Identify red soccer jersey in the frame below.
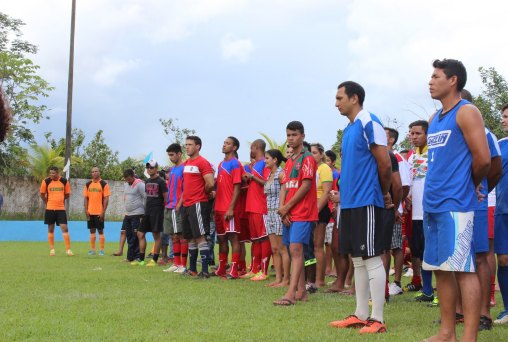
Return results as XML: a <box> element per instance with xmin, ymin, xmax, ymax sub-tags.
<box><xmin>182</xmin><ymin>156</ymin><xmax>214</xmax><ymax>207</ymax></box>
<box><xmin>282</xmin><ymin>151</ymin><xmax>318</xmax><ymax>222</ymax></box>
<box><xmin>245</xmin><ymin>159</ymin><xmax>270</xmax><ymax>214</ymax></box>
<box><xmin>215</xmin><ymin>157</ymin><xmax>244</xmax><ymax>212</ymax></box>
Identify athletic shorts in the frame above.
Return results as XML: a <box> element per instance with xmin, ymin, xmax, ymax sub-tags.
<box><xmin>163</xmin><ymin>208</ymin><xmax>183</xmax><ymax>235</ymax></box>
<box><xmin>494</xmin><ymin>213</ymin><xmax>508</xmax><ymax>254</ymax></box>
<box><xmin>214</xmin><ymin>211</ymin><xmax>241</xmax><ymax>235</ymax></box>
<box><xmin>325</xmin><ymin>222</ymin><xmax>334</xmax><ymax>245</ymax></box>
<box><xmin>248</xmin><ymin>213</ymin><xmax>267</xmax><ymax>240</ymax></box>
<box><xmin>318</xmin><ymin>206</ymin><xmax>331</xmax><ymax>224</ymax></box>
<box><xmin>265</xmin><ymin>210</ymin><xmax>283</xmax><ymax>236</ymax></box>
<box><xmin>338</xmin><ymin>205</ymin><xmax>384</xmax><ymax>258</ymax></box>
<box><xmin>238</xmin><ymin>218</ymin><xmax>251</xmax><ymax>242</ymax></box>
<box><xmin>410</xmin><ymin>220</ymin><xmax>425</xmax><ymax>260</ymax></box>
<box><xmin>87</xmin><ymin>215</ymin><xmax>104</xmax><ymax>230</ymax></box>
<box><xmin>382</xmin><ymin>209</ymin><xmax>395</xmax><ymax>252</ymax></box>
<box><xmin>139</xmin><ymin>206</ymin><xmax>164</xmax><ymax>233</ymax></box>
<box><xmin>122</xmin><ymin>215</ymin><xmax>142</xmax><ymax>232</ymax></box>
<box><xmin>473</xmin><ymin>210</ymin><xmax>489</xmax><ymax>254</ymax></box>
<box><xmin>488</xmin><ymin>206</ymin><xmax>495</xmax><ymax>239</ymax></box>
<box><xmin>422</xmin><ymin>211</ymin><xmax>476</xmax><ymax>273</ymax></box>
<box><xmin>283</xmin><ymin>221</ymin><xmax>313</xmax><ymax>246</ymax></box>
<box><xmin>44</xmin><ymin>210</ymin><xmax>67</xmax><ymax>226</ymax></box>
<box><xmin>391</xmin><ymin>222</ymin><xmax>402</xmax><ymax>250</ymax></box>
<box><xmin>182</xmin><ymin>202</ymin><xmax>211</xmax><ymax>240</ymax></box>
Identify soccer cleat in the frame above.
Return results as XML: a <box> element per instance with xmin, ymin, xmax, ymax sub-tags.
<box><xmin>145</xmin><ymin>259</ymin><xmax>157</xmax><ymax>267</ymax></box>
<box><xmin>49</xmin><ymin>249</ymin><xmax>56</xmax><ymax>256</ymax></box>
<box><xmin>98</xmin><ymin>250</ymin><xmax>105</xmax><ymax>256</ymax></box>
<box><xmin>196</xmin><ymin>271</ymin><xmax>210</xmax><ymax>279</ymax></box>
<box><xmin>226</xmin><ymin>273</ymin><xmax>239</xmax><ymax>280</ymax></box>
<box><xmin>174</xmin><ymin>266</ymin><xmax>187</xmax><ymax>274</ymax></box>
<box><xmin>427</xmin><ymin>296</ymin><xmax>439</xmax><ymax>307</ymax></box>
<box><xmin>240</xmin><ymin>271</ymin><xmax>256</xmax><ymax>279</ymax></box>
<box><xmin>494</xmin><ymin>310</ymin><xmax>508</xmax><ymax>325</ymax></box>
<box><xmin>305</xmin><ymin>283</ymin><xmax>318</xmax><ymax>294</ymax></box>
<box><xmin>359</xmin><ymin>318</ymin><xmax>387</xmax><ymax>334</ymax></box>
<box><xmin>88</xmin><ymin>250</ymin><xmax>96</xmax><ymax>256</ymax></box>
<box><xmin>414</xmin><ymin>292</ymin><xmax>434</xmax><ymax>302</ymax></box>
<box><xmin>251</xmin><ymin>273</ymin><xmax>269</xmax><ymax>281</ymax></box>
<box><xmin>163</xmin><ymin>265</ymin><xmax>179</xmax><ymax>273</ymax></box>
<box><xmin>404</xmin><ymin>283</ymin><xmax>422</xmax><ymax>292</ymax></box>
<box><xmin>66</xmin><ymin>250</ymin><xmax>74</xmax><ymax>256</ymax></box>
<box><xmin>130</xmin><ymin>260</ymin><xmax>145</xmax><ymax>266</ymax></box>
<box><xmin>329</xmin><ymin>315</ymin><xmax>367</xmax><ymax>329</ymax></box>
<box><xmin>182</xmin><ymin>270</ymin><xmax>198</xmax><ymax>277</ymax></box>
<box><xmin>478</xmin><ymin>315</ymin><xmax>493</xmax><ymax>331</ymax></box>
<box><xmin>388</xmin><ymin>283</ymin><xmax>403</xmax><ymax>296</ymax></box>
<box><xmin>214</xmin><ymin>269</ymin><xmax>227</xmax><ymax>278</ymax></box>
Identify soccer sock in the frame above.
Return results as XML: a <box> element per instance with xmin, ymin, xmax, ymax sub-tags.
<box><xmin>252</xmin><ymin>242</ymin><xmax>261</xmax><ymax>273</ymax></box>
<box><xmin>48</xmin><ymin>232</ymin><xmax>55</xmax><ymax>249</ymax></box>
<box><xmin>173</xmin><ymin>240</ymin><xmax>181</xmax><ymax>266</ymax></box>
<box><xmin>188</xmin><ymin>242</ymin><xmax>198</xmax><ymax>272</ymax></box>
<box><xmin>261</xmin><ymin>239</ymin><xmax>272</xmax><ymax>275</ymax></box>
<box><xmin>352</xmin><ymin>257</ymin><xmax>370</xmax><ymax>321</ymax></box>
<box><xmin>218</xmin><ymin>252</ymin><xmax>228</xmax><ymax>274</ymax></box>
<box><xmin>230</xmin><ymin>253</ymin><xmax>240</xmax><ymax>277</ymax></box>
<box><xmin>63</xmin><ymin>232</ymin><xmax>71</xmax><ymax>250</ymax></box>
<box><xmin>99</xmin><ymin>234</ymin><xmax>105</xmax><ymax>251</ymax></box>
<box><xmin>422</xmin><ymin>269</ymin><xmax>433</xmax><ymax>296</ymax></box>
<box><xmin>153</xmin><ymin>253</ymin><xmax>159</xmax><ymax>263</ymax></box>
<box><xmin>365</xmin><ymin>256</ymin><xmax>386</xmax><ymax>323</ymax></box>
<box><xmin>198</xmin><ymin>242</ymin><xmax>209</xmax><ymax>274</ymax></box>
<box><xmin>90</xmin><ymin>233</ymin><xmax>96</xmax><ymax>250</ymax></box>
<box><xmin>498</xmin><ymin>265</ymin><xmax>508</xmax><ymax>311</ymax></box>
<box><xmin>412</xmin><ymin>274</ymin><xmax>422</xmax><ymax>286</ymax></box>
<box><xmin>181</xmin><ymin>239</ymin><xmax>188</xmax><ymax>267</ymax></box>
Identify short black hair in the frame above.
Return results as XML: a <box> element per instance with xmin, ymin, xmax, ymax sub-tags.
<box><xmin>461</xmin><ymin>89</ymin><xmax>473</xmax><ymax>102</ymax></box>
<box><xmin>385</xmin><ymin>127</ymin><xmax>399</xmax><ymax>144</ymax></box>
<box><xmin>337</xmin><ymin>81</ymin><xmax>365</xmax><ymax>106</ymax></box>
<box><xmin>166</xmin><ymin>143</ymin><xmax>182</xmax><ymax>154</ymax></box>
<box><xmin>502</xmin><ymin>104</ymin><xmax>508</xmax><ymax>112</ymax></box>
<box><xmin>265</xmin><ymin>149</ymin><xmax>287</xmax><ymax>166</ymax></box>
<box><xmin>432</xmin><ymin>59</ymin><xmax>467</xmax><ymax>91</ymax></box>
<box><xmin>409</xmin><ymin>120</ymin><xmax>429</xmax><ymax>134</ymax></box>
<box><xmin>123</xmin><ymin>168</ymin><xmax>135</xmax><ymax>178</ymax></box>
<box><xmin>286</xmin><ymin>121</ymin><xmax>305</xmax><ymax>134</ymax></box>
<box><xmin>325</xmin><ymin>150</ymin><xmax>337</xmax><ymax>163</ymax></box>
<box><xmin>49</xmin><ymin>166</ymin><xmax>59</xmax><ymax>172</ymax></box>
<box><xmin>186</xmin><ymin>135</ymin><xmax>202</xmax><ymax>150</ymax></box>
<box><xmin>228</xmin><ymin>136</ymin><xmax>240</xmax><ymax>151</ymax></box>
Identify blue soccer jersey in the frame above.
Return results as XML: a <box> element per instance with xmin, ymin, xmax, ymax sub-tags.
<box><xmin>496</xmin><ymin>137</ymin><xmax>508</xmax><ymax>215</ymax></box>
<box><xmin>424</xmin><ymin>100</ymin><xmax>479</xmax><ymax>213</ymax></box>
<box><xmin>340</xmin><ymin>110</ymin><xmax>387</xmax><ymax>209</ymax></box>
<box><xmin>477</xmin><ymin>128</ymin><xmax>501</xmax><ymax>211</ymax></box>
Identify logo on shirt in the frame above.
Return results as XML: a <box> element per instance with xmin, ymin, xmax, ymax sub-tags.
<box><xmin>286</xmin><ymin>180</ymin><xmax>299</xmax><ymax>189</ymax></box>
<box><xmin>184</xmin><ymin>165</ymin><xmax>200</xmax><ymax>174</ymax></box>
<box><xmin>427</xmin><ymin>130</ymin><xmax>451</xmax><ymax>149</ymax></box>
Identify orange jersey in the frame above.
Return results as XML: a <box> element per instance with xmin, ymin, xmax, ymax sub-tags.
<box><xmin>40</xmin><ymin>177</ymin><xmax>71</xmax><ymax>210</ymax></box>
<box><xmin>83</xmin><ymin>179</ymin><xmax>111</xmax><ymax>215</ymax></box>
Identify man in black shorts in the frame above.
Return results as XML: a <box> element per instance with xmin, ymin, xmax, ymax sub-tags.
<box><xmin>123</xmin><ymin>169</ymin><xmax>144</xmax><ymax>262</ymax></box>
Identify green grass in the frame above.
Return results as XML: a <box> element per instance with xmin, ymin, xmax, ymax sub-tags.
<box><xmin>0</xmin><ymin>242</ymin><xmax>507</xmax><ymax>341</ymax></box>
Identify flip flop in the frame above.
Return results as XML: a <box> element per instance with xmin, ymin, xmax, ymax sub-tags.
<box><xmin>273</xmin><ymin>298</ymin><xmax>296</xmax><ymax>306</ymax></box>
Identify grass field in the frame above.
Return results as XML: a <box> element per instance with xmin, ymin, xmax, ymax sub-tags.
<box><xmin>1</xmin><ymin>241</ymin><xmax>507</xmax><ymax>341</ymax></box>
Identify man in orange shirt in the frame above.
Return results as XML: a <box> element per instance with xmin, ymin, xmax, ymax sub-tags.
<box><xmin>40</xmin><ymin>166</ymin><xmax>73</xmax><ymax>256</ymax></box>
<box><xmin>83</xmin><ymin>167</ymin><xmax>111</xmax><ymax>256</ymax></box>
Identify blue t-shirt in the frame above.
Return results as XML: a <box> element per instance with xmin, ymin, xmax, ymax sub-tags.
<box><xmin>340</xmin><ymin>110</ymin><xmax>387</xmax><ymax>209</ymax></box>
<box><xmin>424</xmin><ymin>100</ymin><xmax>478</xmax><ymax>213</ymax></box>
<box><xmin>496</xmin><ymin>137</ymin><xmax>508</xmax><ymax>215</ymax></box>
<box><xmin>477</xmin><ymin>129</ymin><xmax>501</xmax><ymax>211</ymax></box>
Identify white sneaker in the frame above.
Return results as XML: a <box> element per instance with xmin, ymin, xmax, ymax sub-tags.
<box><xmin>388</xmin><ymin>282</ymin><xmax>403</xmax><ymax>295</ymax></box>
<box><xmin>174</xmin><ymin>266</ymin><xmax>187</xmax><ymax>274</ymax></box>
<box><xmin>403</xmin><ymin>268</ymin><xmax>413</xmax><ymax>277</ymax></box>
<box><xmin>163</xmin><ymin>265</ymin><xmax>179</xmax><ymax>273</ymax></box>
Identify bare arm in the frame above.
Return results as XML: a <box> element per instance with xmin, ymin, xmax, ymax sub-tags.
<box><xmin>225</xmin><ymin>184</ymin><xmax>241</xmax><ymax>220</ymax></box>
<box><xmin>318</xmin><ymin>182</ymin><xmax>332</xmax><ymax>212</ymax></box>
<box><xmin>278</xmin><ymin>179</ymin><xmax>312</xmax><ymax>218</ymax></box>
<box><xmin>391</xmin><ymin>171</ymin><xmax>402</xmax><ymax>213</ymax></box>
<box><xmin>84</xmin><ymin>196</ymin><xmax>90</xmax><ymax>220</ymax></box>
<box><xmin>371</xmin><ymin>144</ymin><xmax>392</xmax><ymax>207</ymax></box>
<box><xmin>248</xmin><ymin>173</ymin><xmax>267</xmax><ymax>186</ymax></box>
<box><xmin>457</xmin><ymin>105</ymin><xmax>491</xmax><ymax>187</ymax></box>
<box><xmin>487</xmin><ymin>156</ymin><xmax>502</xmax><ymax>192</ymax></box>
<box><xmin>40</xmin><ymin>193</ymin><xmax>47</xmax><ymax>205</ymax></box>
<box><xmin>203</xmin><ymin>173</ymin><xmax>215</xmax><ymax>194</ymax></box>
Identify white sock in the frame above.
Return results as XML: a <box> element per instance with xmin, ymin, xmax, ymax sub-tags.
<box><xmin>352</xmin><ymin>257</ymin><xmax>370</xmax><ymax>320</ymax></box>
<box><xmin>365</xmin><ymin>256</ymin><xmax>386</xmax><ymax>323</ymax></box>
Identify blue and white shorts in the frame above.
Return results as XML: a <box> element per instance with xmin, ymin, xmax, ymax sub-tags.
<box><xmin>422</xmin><ymin>211</ymin><xmax>476</xmax><ymax>273</ymax></box>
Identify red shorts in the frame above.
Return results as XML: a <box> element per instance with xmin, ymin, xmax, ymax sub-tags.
<box><xmin>248</xmin><ymin>213</ymin><xmax>267</xmax><ymax>240</ymax></box>
<box><xmin>488</xmin><ymin>206</ymin><xmax>495</xmax><ymax>239</ymax></box>
<box><xmin>214</xmin><ymin>211</ymin><xmax>240</xmax><ymax>236</ymax></box>
<box><xmin>239</xmin><ymin>218</ymin><xmax>251</xmax><ymax>243</ymax></box>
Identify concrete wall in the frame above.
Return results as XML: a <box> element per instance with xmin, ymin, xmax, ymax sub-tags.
<box><xmin>0</xmin><ymin>176</ymin><xmax>126</xmax><ymax>218</ymax></box>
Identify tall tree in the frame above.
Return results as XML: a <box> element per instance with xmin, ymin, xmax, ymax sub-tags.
<box><xmin>80</xmin><ymin>130</ymin><xmax>120</xmax><ymax>180</ymax></box>
<box><xmin>28</xmin><ymin>145</ymin><xmax>64</xmax><ymax>182</ymax></box>
<box><xmin>159</xmin><ymin>117</ymin><xmax>196</xmax><ymax>158</ymax></box>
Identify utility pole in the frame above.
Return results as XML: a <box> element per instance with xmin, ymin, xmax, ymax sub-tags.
<box><xmin>65</xmin><ymin>0</ymin><xmax>76</xmax><ymax>211</ymax></box>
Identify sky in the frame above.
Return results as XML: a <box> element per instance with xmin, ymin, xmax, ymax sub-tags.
<box><xmin>3</xmin><ymin>0</ymin><xmax>508</xmax><ymax>168</ymax></box>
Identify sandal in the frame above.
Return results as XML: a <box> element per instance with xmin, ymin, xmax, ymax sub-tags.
<box><xmin>273</xmin><ymin>297</ymin><xmax>296</xmax><ymax>306</ymax></box>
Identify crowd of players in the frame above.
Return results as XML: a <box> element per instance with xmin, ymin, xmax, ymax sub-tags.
<box><xmin>31</xmin><ymin>58</ymin><xmax>508</xmax><ymax>339</ymax></box>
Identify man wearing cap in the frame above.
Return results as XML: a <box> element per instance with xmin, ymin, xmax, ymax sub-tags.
<box><xmin>132</xmin><ymin>159</ymin><xmax>167</xmax><ymax>267</ymax></box>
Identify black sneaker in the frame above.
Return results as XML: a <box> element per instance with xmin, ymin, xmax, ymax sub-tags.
<box><xmin>478</xmin><ymin>315</ymin><xmax>493</xmax><ymax>331</ymax></box>
<box><xmin>196</xmin><ymin>271</ymin><xmax>210</xmax><ymax>279</ymax></box>
<box><xmin>305</xmin><ymin>283</ymin><xmax>318</xmax><ymax>294</ymax></box>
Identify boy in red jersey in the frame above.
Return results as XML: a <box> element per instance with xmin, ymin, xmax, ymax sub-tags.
<box><xmin>273</xmin><ymin>121</ymin><xmax>318</xmax><ymax>305</ymax></box>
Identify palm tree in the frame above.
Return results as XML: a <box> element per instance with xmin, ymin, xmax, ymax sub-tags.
<box><xmin>28</xmin><ymin>145</ymin><xmax>65</xmax><ymax>182</ymax></box>
<box><xmin>259</xmin><ymin>132</ymin><xmax>287</xmax><ymax>154</ymax></box>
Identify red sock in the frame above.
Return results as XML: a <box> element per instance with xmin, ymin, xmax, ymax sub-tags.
<box><xmin>252</xmin><ymin>242</ymin><xmax>261</xmax><ymax>273</ymax></box>
<box><xmin>173</xmin><ymin>239</ymin><xmax>181</xmax><ymax>266</ymax></box>
<box><xmin>218</xmin><ymin>253</ymin><xmax>228</xmax><ymax>275</ymax></box>
<box><xmin>180</xmin><ymin>239</ymin><xmax>188</xmax><ymax>267</ymax></box>
<box><xmin>229</xmin><ymin>253</ymin><xmax>240</xmax><ymax>277</ymax></box>
<box><xmin>412</xmin><ymin>275</ymin><xmax>422</xmax><ymax>286</ymax></box>
<box><xmin>261</xmin><ymin>239</ymin><xmax>272</xmax><ymax>275</ymax></box>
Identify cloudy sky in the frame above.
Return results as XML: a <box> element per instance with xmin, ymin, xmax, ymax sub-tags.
<box><xmin>3</xmin><ymin>0</ymin><xmax>508</xmax><ymax>167</ymax></box>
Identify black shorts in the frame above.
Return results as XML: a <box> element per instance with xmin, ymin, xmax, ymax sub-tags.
<box><xmin>382</xmin><ymin>209</ymin><xmax>395</xmax><ymax>252</ymax></box>
<box><xmin>318</xmin><ymin>206</ymin><xmax>331</xmax><ymax>224</ymax></box>
<box><xmin>122</xmin><ymin>215</ymin><xmax>143</xmax><ymax>232</ymax></box>
<box><xmin>410</xmin><ymin>220</ymin><xmax>425</xmax><ymax>259</ymax></box>
<box><xmin>304</xmin><ymin>225</ymin><xmax>315</xmax><ymax>264</ymax></box>
<box><xmin>87</xmin><ymin>215</ymin><xmax>104</xmax><ymax>230</ymax></box>
<box><xmin>182</xmin><ymin>202</ymin><xmax>211</xmax><ymax>240</ymax></box>
<box><xmin>139</xmin><ymin>206</ymin><xmax>164</xmax><ymax>233</ymax></box>
<box><xmin>44</xmin><ymin>210</ymin><xmax>67</xmax><ymax>226</ymax></box>
<box><xmin>338</xmin><ymin>205</ymin><xmax>384</xmax><ymax>257</ymax></box>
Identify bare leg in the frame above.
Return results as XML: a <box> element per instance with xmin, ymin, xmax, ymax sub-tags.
<box><xmin>426</xmin><ymin>270</ymin><xmax>458</xmax><ymax>342</ymax></box>
<box><xmin>393</xmin><ymin>248</ymin><xmax>404</xmax><ymax>284</ymax></box>
<box><xmin>268</xmin><ymin>234</ymin><xmax>283</xmax><ymax>286</ymax></box>
<box><xmin>314</xmin><ymin>222</ymin><xmax>326</xmax><ymax>287</ymax></box>
<box><xmin>280</xmin><ymin>242</ymin><xmax>304</xmax><ymax>302</ymax></box>
<box><xmin>456</xmin><ymin>272</ymin><xmax>480</xmax><ymax>341</ymax></box>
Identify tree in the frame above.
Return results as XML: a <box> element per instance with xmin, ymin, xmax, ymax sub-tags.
<box><xmin>474</xmin><ymin>67</ymin><xmax>508</xmax><ymax>139</ymax></box>
<box><xmin>159</xmin><ymin>117</ymin><xmax>196</xmax><ymax>157</ymax></box>
<box><xmin>28</xmin><ymin>145</ymin><xmax>64</xmax><ymax>182</ymax></box>
<box><xmin>0</xmin><ymin>12</ymin><xmax>54</xmax><ymax>175</ymax></box>
<box><xmin>80</xmin><ymin>130</ymin><xmax>120</xmax><ymax>180</ymax></box>
<box><xmin>259</xmin><ymin>132</ymin><xmax>287</xmax><ymax>154</ymax></box>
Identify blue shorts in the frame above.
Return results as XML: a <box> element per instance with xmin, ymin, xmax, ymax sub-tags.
<box><xmin>283</xmin><ymin>221</ymin><xmax>313</xmax><ymax>246</ymax></box>
<box><xmin>494</xmin><ymin>213</ymin><xmax>508</xmax><ymax>254</ymax></box>
<box><xmin>422</xmin><ymin>211</ymin><xmax>476</xmax><ymax>272</ymax></box>
<box><xmin>473</xmin><ymin>210</ymin><xmax>489</xmax><ymax>253</ymax></box>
